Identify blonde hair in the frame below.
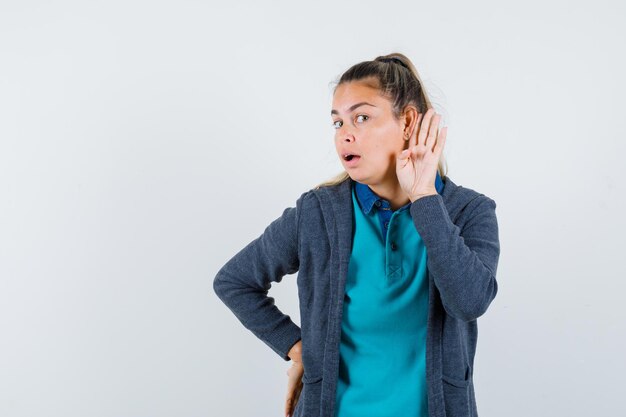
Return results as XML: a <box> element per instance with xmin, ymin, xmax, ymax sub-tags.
<box><xmin>314</xmin><ymin>52</ymin><xmax>448</xmax><ymax>190</ymax></box>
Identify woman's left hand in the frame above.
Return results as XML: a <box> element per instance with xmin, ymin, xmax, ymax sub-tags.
<box><xmin>396</xmin><ymin>108</ymin><xmax>447</xmax><ymax>201</ymax></box>
<box><xmin>284</xmin><ymin>360</ymin><xmax>304</xmax><ymax>417</ymax></box>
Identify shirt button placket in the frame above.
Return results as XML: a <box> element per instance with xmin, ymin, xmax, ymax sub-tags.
<box><xmin>386</xmin><ymin>214</ymin><xmax>402</xmax><ymax>280</ymax></box>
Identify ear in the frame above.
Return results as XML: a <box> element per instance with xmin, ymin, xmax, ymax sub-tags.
<box><xmin>401</xmin><ymin>105</ymin><xmax>420</xmax><ymax>137</ymax></box>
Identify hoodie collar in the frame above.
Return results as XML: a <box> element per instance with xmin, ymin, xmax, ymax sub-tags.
<box><xmin>354</xmin><ymin>171</ymin><xmax>445</xmax><ymax>215</ymax></box>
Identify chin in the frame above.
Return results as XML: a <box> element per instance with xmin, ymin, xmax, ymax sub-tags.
<box><xmin>345</xmin><ymin>172</ymin><xmax>360</xmax><ymax>182</ymax></box>
<box><xmin>347</xmin><ymin>171</ymin><xmax>369</xmax><ymax>184</ymax></box>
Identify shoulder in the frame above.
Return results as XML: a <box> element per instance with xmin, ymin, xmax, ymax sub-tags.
<box><xmin>294</xmin><ymin>187</ymin><xmax>319</xmax><ymax>209</ymax></box>
<box><xmin>305</xmin><ymin>175</ymin><xmax>353</xmax><ymax>206</ymax></box>
<box><xmin>441</xmin><ymin>176</ymin><xmax>498</xmax><ymax>223</ymax></box>
<box><xmin>289</xmin><ymin>186</ymin><xmax>324</xmax><ymax>225</ymax></box>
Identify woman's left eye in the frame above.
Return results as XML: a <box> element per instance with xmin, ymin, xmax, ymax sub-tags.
<box><xmin>356</xmin><ymin>114</ymin><xmax>368</xmax><ymax>123</ymax></box>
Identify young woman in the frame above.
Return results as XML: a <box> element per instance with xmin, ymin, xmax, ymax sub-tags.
<box><xmin>213</xmin><ymin>53</ymin><xmax>501</xmax><ymax>417</ymax></box>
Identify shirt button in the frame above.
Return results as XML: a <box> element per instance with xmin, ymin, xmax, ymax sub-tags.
<box><xmin>375</xmin><ymin>201</ymin><xmax>382</xmax><ymax>207</ymax></box>
<box><xmin>384</xmin><ymin>221</ymin><xmax>389</xmax><ymax>228</ymax></box>
<box><xmin>391</xmin><ymin>242</ymin><xmax>397</xmax><ymax>251</ymax></box>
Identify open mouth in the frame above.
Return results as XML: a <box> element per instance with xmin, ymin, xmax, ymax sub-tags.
<box><xmin>343</xmin><ymin>154</ymin><xmax>361</xmax><ymax>161</ymax></box>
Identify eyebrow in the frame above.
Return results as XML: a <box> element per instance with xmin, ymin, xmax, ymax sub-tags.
<box><xmin>331</xmin><ymin>102</ymin><xmax>376</xmax><ymax>116</ymax></box>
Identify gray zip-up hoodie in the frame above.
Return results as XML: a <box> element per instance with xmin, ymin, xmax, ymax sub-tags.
<box><xmin>213</xmin><ymin>175</ymin><xmax>501</xmax><ymax>417</ymax></box>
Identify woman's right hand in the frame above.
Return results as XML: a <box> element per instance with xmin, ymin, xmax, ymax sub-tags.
<box><xmin>285</xmin><ymin>359</ymin><xmax>304</xmax><ymax>417</ymax></box>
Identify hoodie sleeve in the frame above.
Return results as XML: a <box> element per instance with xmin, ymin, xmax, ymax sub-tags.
<box><xmin>213</xmin><ymin>192</ymin><xmax>309</xmax><ymax>361</ymax></box>
<box><xmin>409</xmin><ymin>193</ymin><xmax>500</xmax><ymax>322</ymax></box>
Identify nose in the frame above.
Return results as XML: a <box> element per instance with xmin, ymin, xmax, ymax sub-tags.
<box><xmin>337</xmin><ymin>125</ymin><xmax>355</xmax><ymax>142</ymax></box>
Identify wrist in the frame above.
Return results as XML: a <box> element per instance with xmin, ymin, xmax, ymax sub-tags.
<box><xmin>409</xmin><ymin>189</ymin><xmax>438</xmax><ymax>202</ymax></box>
<box><xmin>288</xmin><ymin>340</ymin><xmax>302</xmax><ymax>362</ymax></box>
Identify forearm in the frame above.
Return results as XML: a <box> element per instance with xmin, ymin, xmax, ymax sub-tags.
<box><xmin>213</xmin><ymin>197</ymin><xmax>307</xmax><ymax>361</ymax></box>
<box><xmin>214</xmin><ymin>268</ymin><xmax>302</xmax><ymax>360</ymax></box>
<box><xmin>410</xmin><ymin>194</ymin><xmax>500</xmax><ymax>322</ymax></box>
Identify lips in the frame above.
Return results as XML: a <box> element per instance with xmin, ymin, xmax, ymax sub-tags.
<box><xmin>342</xmin><ymin>153</ymin><xmax>361</xmax><ymax>161</ymax></box>
<box><xmin>342</xmin><ymin>153</ymin><xmax>361</xmax><ymax>167</ymax></box>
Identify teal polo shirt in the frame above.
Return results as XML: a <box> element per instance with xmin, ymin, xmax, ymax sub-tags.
<box><xmin>334</xmin><ymin>174</ymin><xmax>444</xmax><ymax>417</ymax></box>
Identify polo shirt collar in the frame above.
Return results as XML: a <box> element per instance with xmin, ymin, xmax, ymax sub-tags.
<box><xmin>354</xmin><ymin>171</ymin><xmax>444</xmax><ymax>215</ymax></box>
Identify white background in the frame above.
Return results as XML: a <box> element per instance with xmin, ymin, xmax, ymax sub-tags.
<box><xmin>1</xmin><ymin>1</ymin><xmax>625</xmax><ymax>416</ymax></box>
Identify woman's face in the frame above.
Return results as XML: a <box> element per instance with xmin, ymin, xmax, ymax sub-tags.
<box><xmin>331</xmin><ymin>79</ymin><xmax>407</xmax><ymax>185</ymax></box>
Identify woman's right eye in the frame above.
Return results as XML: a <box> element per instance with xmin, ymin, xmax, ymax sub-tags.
<box><xmin>332</xmin><ymin>120</ymin><xmax>342</xmax><ymax>129</ymax></box>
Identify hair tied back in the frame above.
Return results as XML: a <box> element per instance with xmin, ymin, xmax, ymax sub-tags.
<box><xmin>377</xmin><ymin>57</ymin><xmax>410</xmax><ymax>71</ymax></box>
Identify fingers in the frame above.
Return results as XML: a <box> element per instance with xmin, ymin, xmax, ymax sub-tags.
<box><xmin>285</xmin><ymin>384</ymin><xmax>302</xmax><ymax>417</ymax></box>
<box><xmin>434</xmin><ymin>126</ymin><xmax>447</xmax><ymax>155</ymax></box>
<box><xmin>398</xmin><ymin>148</ymin><xmax>410</xmax><ymax>161</ymax></box>
<box><xmin>285</xmin><ymin>390</ymin><xmax>294</xmax><ymax>417</ymax></box>
<box><xmin>285</xmin><ymin>397</ymin><xmax>292</xmax><ymax>417</ymax></box>
<box><xmin>285</xmin><ymin>362</ymin><xmax>304</xmax><ymax>417</ymax></box>
<box><xmin>417</xmin><ymin>108</ymin><xmax>434</xmax><ymax>146</ymax></box>
<box><xmin>417</xmin><ymin>108</ymin><xmax>446</xmax><ymax>153</ymax></box>
<box><xmin>293</xmin><ymin>386</ymin><xmax>302</xmax><ymax>409</ymax></box>
<box><xmin>409</xmin><ymin>112</ymin><xmax>423</xmax><ymax>149</ymax></box>
<box><xmin>424</xmin><ymin>112</ymin><xmax>441</xmax><ymax>150</ymax></box>
<box><xmin>402</xmin><ymin>109</ymin><xmax>446</xmax><ymax>162</ymax></box>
